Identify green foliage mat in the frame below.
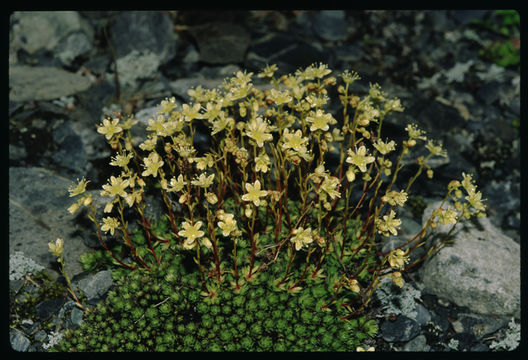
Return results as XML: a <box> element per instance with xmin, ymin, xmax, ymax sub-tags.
<box><xmin>52</xmin><ymin>259</ymin><xmax>377</xmax><ymax>352</ymax></box>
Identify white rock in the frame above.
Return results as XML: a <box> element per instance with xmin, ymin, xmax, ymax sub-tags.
<box><xmin>420</xmin><ymin>201</ymin><xmax>520</xmax><ymax>318</ymax></box>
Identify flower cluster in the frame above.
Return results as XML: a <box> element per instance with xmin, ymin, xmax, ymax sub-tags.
<box><xmin>62</xmin><ymin>63</ymin><xmax>486</xmax><ymax>349</ymax></box>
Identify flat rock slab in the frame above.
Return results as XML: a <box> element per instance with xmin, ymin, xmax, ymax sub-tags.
<box><xmin>421</xmin><ymin>201</ymin><xmax>520</xmax><ymax>319</ymax></box>
<box><xmin>9</xmin><ymin>166</ymin><xmax>92</xmax><ymax>277</ymax></box>
<box><xmin>9</xmin><ymin>65</ymin><xmax>92</xmax><ymax>102</ymax></box>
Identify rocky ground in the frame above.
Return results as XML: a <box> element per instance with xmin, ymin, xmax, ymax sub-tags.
<box><xmin>8</xmin><ymin>10</ymin><xmax>522</xmax><ymax>352</ymax></box>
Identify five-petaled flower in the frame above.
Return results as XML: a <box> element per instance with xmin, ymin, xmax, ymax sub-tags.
<box><xmin>245</xmin><ymin>116</ymin><xmax>273</xmax><ymax>147</ymax></box>
<box><xmin>101</xmin><ymin>217</ymin><xmax>120</xmax><ymax>236</ymax></box>
<box><xmin>97</xmin><ymin>117</ymin><xmax>123</xmax><ymax>140</ymax></box>
<box><xmin>306</xmin><ymin>109</ymin><xmax>336</xmax><ymax>132</ymax></box>
<box><xmin>241</xmin><ymin>180</ymin><xmax>267</xmax><ymax>207</ymax></box>
<box><xmin>373</xmin><ymin>139</ymin><xmax>396</xmax><ymax>155</ymax></box>
<box><xmin>101</xmin><ymin>176</ymin><xmax>129</xmax><ymax>198</ymax></box>
<box><xmin>346</xmin><ymin>145</ymin><xmax>375</xmax><ymax>173</ymax></box>
<box><xmin>191</xmin><ymin>173</ymin><xmax>215</xmax><ymax>188</ymax></box>
<box><xmin>282</xmin><ymin>128</ymin><xmax>308</xmax><ymax>151</ymax></box>
<box><xmin>376</xmin><ymin>210</ymin><xmax>402</xmax><ymax>237</ymax></box>
<box><xmin>142</xmin><ymin>152</ymin><xmax>164</xmax><ymax>178</ymax></box>
<box><xmin>290</xmin><ymin>227</ymin><xmax>313</xmax><ymax>251</ymax></box>
<box><xmin>178</xmin><ymin>221</ymin><xmax>205</xmax><ymax>249</ymax></box>
<box><xmin>218</xmin><ymin>213</ymin><xmax>237</xmax><ymax>237</ymax></box>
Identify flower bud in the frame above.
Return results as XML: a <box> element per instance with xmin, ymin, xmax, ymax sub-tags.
<box><xmin>205</xmin><ymin>192</ymin><xmax>218</xmax><ymax>204</ymax></box>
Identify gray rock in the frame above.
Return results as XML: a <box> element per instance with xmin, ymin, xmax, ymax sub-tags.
<box><xmin>55</xmin><ymin>31</ymin><xmax>94</xmax><ymax>66</ymax></box>
<box><xmin>10</xmin><ymin>11</ymin><xmax>94</xmax><ymax>63</ymax></box>
<box><xmin>9</xmin><ymin>144</ymin><xmax>27</xmax><ymax>162</ymax></box>
<box><xmin>9</xmin><ymin>167</ymin><xmax>92</xmax><ymax>277</ymax></box>
<box><xmin>111</xmin><ymin>49</ymin><xmax>162</xmax><ymax>90</ymax></box>
<box><xmin>190</xmin><ymin>22</ymin><xmax>250</xmax><ymax>64</ymax></box>
<box><xmin>9</xmin><ymin>66</ymin><xmax>92</xmax><ymax>102</ymax></box>
<box><xmin>312</xmin><ymin>10</ymin><xmax>348</xmax><ymax>42</ymax></box>
<box><xmin>110</xmin><ymin>11</ymin><xmax>176</xmax><ymax>63</ymax></box>
<box><xmin>456</xmin><ymin>313</ymin><xmax>509</xmax><ymax>340</ymax></box>
<box><xmin>421</xmin><ymin>201</ymin><xmax>520</xmax><ymax>318</ymax></box>
<box><xmin>36</xmin><ymin>298</ymin><xmax>67</xmax><ymax>321</ymax></box>
<box><xmin>381</xmin><ymin>315</ymin><xmax>421</xmax><ymax>342</ymax></box>
<box><xmin>51</xmin><ymin>121</ymin><xmax>89</xmax><ymax>175</ymax></box>
<box><xmin>403</xmin><ymin>334</ymin><xmax>430</xmax><ymax>352</ymax></box>
<box><xmin>10</xmin><ymin>329</ymin><xmax>31</xmax><ymax>352</ymax></box>
<box><xmin>77</xmin><ymin>270</ymin><xmax>113</xmax><ymax>300</ymax></box>
<box><xmin>70</xmin><ymin>307</ymin><xmax>84</xmax><ymax>328</ymax></box>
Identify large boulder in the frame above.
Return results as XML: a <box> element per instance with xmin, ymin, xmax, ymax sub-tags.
<box><xmin>419</xmin><ymin>201</ymin><xmax>520</xmax><ymax>319</ymax></box>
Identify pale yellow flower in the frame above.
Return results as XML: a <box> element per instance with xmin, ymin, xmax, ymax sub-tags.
<box><xmin>218</xmin><ymin>213</ymin><xmax>237</xmax><ymax>237</ymax></box>
<box><xmin>254</xmin><ymin>152</ymin><xmax>271</xmax><ymax>173</ymax></box>
<box><xmin>346</xmin><ymin>145</ymin><xmax>375</xmax><ymax>172</ymax></box>
<box><xmin>146</xmin><ymin>115</ymin><xmax>166</xmax><ymax>135</ymax></box>
<box><xmin>181</xmin><ymin>103</ymin><xmax>203</xmax><ymax>122</ymax></box>
<box><xmin>139</xmin><ymin>136</ymin><xmax>158</xmax><ymax>151</ymax></box>
<box><xmin>241</xmin><ymin>180</ymin><xmax>267</xmax><ymax>207</ymax></box>
<box><xmin>158</xmin><ymin>97</ymin><xmax>177</xmax><ymax>115</ymax></box>
<box><xmin>109</xmin><ymin>152</ymin><xmax>133</xmax><ymax>168</ymax></box>
<box><xmin>381</xmin><ymin>190</ymin><xmax>408</xmax><ymax>207</ymax></box>
<box><xmin>282</xmin><ymin>128</ymin><xmax>308</xmax><ymax>151</ymax></box>
<box><xmin>341</xmin><ymin>69</ymin><xmax>360</xmax><ymax>85</ymax></box>
<box><xmin>356</xmin><ymin>346</ymin><xmax>375</xmax><ymax>352</ymax></box>
<box><xmin>290</xmin><ymin>227</ymin><xmax>313</xmax><ymax>251</ymax></box>
<box><xmin>425</xmin><ymin>140</ymin><xmax>447</xmax><ymax>157</ymax></box>
<box><xmin>245</xmin><ymin>116</ymin><xmax>273</xmax><ymax>147</ymax></box>
<box><xmin>191</xmin><ymin>173</ymin><xmax>215</xmax><ymax>188</ymax></box>
<box><xmin>466</xmin><ymin>191</ymin><xmax>486</xmax><ymax>212</ymax></box>
<box><xmin>97</xmin><ymin>117</ymin><xmax>122</xmax><ymax>140</ymax></box>
<box><xmin>373</xmin><ymin>138</ymin><xmax>396</xmax><ymax>155</ymax></box>
<box><xmin>257</xmin><ymin>64</ymin><xmax>278</xmax><ymax>78</ymax></box>
<box><xmin>203</xmin><ymin>101</ymin><xmax>224</xmax><ymax>122</ymax></box>
<box><xmin>162</xmin><ymin>174</ymin><xmax>187</xmax><ymax>193</ymax></box>
<box><xmin>305</xmin><ymin>93</ymin><xmax>329</xmax><ymax>108</ymax></box>
<box><xmin>192</xmin><ymin>154</ymin><xmax>215</xmax><ymax>171</ymax></box>
<box><xmin>268</xmin><ymin>88</ymin><xmax>292</xmax><ymax>105</ymax></box>
<box><xmin>101</xmin><ymin>217</ymin><xmax>120</xmax><ymax>236</ymax></box>
<box><xmin>376</xmin><ymin>210</ymin><xmax>402</xmax><ymax>237</ymax></box>
<box><xmin>346</xmin><ymin>167</ymin><xmax>356</xmax><ymax>182</ymax></box>
<box><xmin>68</xmin><ymin>178</ymin><xmax>89</xmax><ymax>197</ymax></box>
<box><xmin>178</xmin><ymin>221</ymin><xmax>205</xmax><ymax>249</ymax></box>
<box><xmin>344</xmin><ymin>277</ymin><xmax>360</xmax><ymax>293</ymax></box>
<box><xmin>405</xmin><ymin>124</ymin><xmax>427</xmax><ymax>141</ymax></box>
<box><xmin>461</xmin><ymin>172</ymin><xmax>477</xmax><ymax>195</ymax></box>
<box><xmin>211</xmin><ymin>112</ymin><xmax>234</xmax><ymax>135</ymax></box>
<box><xmin>124</xmin><ymin>189</ymin><xmax>143</xmax><ymax>207</ymax></box>
<box><xmin>48</xmin><ymin>238</ymin><xmax>64</xmax><ymax>257</ymax></box>
<box><xmin>141</xmin><ymin>152</ymin><xmax>164</xmax><ymax>178</ymax></box>
<box><xmin>101</xmin><ymin>176</ymin><xmax>129</xmax><ymax>198</ymax></box>
<box><xmin>434</xmin><ymin>206</ymin><xmax>458</xmax><ymax>225</ymax></box>
<box><xmin>387</xmin><ymin>249</ymin><xmax>409</xmax><ymax>270</ymax></box>
<box><xmin>305</xmin><ymin>109</ymin><xmax>336</xmax><ymax>132</ymax></box>
<box><xmin>67</xmin><ymin>202</ymin><xmax>80</xmax><ymax>215</ymax></box>
<box><xmin>320</xmin><ymin>175</ymin><xmax>341</xmax><ymax>200</ymax></box>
